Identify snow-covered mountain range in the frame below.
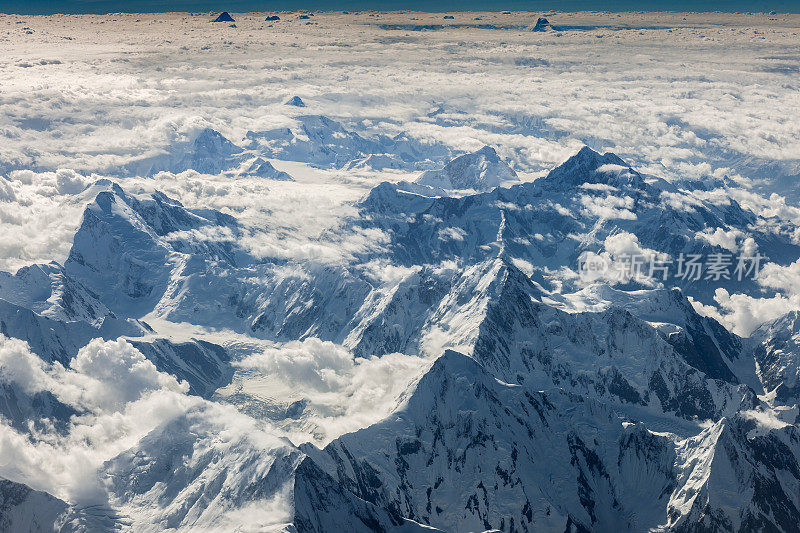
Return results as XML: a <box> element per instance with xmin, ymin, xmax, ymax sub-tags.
<box><xmin>1</xmin><ymin>140</ymin><xmax>800</xmax><ymax>532</ymax></box>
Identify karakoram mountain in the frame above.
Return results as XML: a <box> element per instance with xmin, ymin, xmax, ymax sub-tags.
<box><xmin>1</xmin><ymin>136</ymin><xmax>800</xmax><ymax>533</ymax></box>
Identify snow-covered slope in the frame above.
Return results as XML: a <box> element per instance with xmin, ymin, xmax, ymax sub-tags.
<box><xmin>0</xmin><ymin>476</ymin><xmax>120</xmax><ymax>533</ymax></box>
<box><xmin>415</xmin><ymin>145</ymin><xmax>518</xmax><ymax>191</ymax></box>
<box><xmin>668</xmin><ymin>414</ymin><xmax>800</xmax><ymax>532</ymax></box>
<box><xmin>356</xmin><ymin>147</ymin><xmax>800</xmax><ymax>305</ymax></box>
<box><xmin>567</xmin><ymin>285</ymin><xmax>759</xmax><ymax>389</ymax></box>
<box><xmin>341</xmin><ymin>258</ymin><xmax>745</xmax><ymax>419</ymax></box>
<box><xmin>0</xmin><ymin>477</ymin><xmax>71</xmax><ymax>532</ymax></box>
<box><xmin>65</xmin><ymin>182</ymin><xmax>243</xmax><ymax>317</ymax></box>
<box><xmin>127</xmin><ymin>339</ymin><xmax>232</xmax><ymax>398</ymax></box>
<box><xmin>304</xmin><ymin>350</ymin><xmax>800</xmax><ymax>532</ymax></box>
<box><xmin>0</xmin><ymin>261</ymin><xmax>147</xmax><ymax>364</ymax></box>
<box><xmin>3</xmin><ymin>144</ymin><xmax>800</xmax><ymax>532</ymax></box>
<box><xmin>750</xmin><ymin>311</ymin><xmax>800</xmax><ymax>407</ymax></box>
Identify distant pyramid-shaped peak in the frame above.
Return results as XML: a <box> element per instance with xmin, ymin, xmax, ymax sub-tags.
<box><xmin>532</xmin><ymin>17</ymin><xmax>552</xmax><ymax>31</ymax></box>
<box><xmin>285</xmin><ymin>96</ymin><xmax>306</xmax><ymax>107</ymax></box>
<box><xmin>543</xmin><ymin>146</ymin><xmax>641</xmax><ymax>188</ymax></box>
<box><xmin>212</xmin><ymin>12</ymin><xmax>235</xmax><ymax>22</ymax></box>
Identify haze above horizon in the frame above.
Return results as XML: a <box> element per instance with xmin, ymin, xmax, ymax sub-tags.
<box><xmin>1</xmin><ymin>0</ymin><xmax>796</xmax><ymax>15</ymax></box>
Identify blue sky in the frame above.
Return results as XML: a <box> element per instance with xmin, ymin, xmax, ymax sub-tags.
<box><xmin>2</xmin><ymin>0</ymin><xmax>797</xmax><ymax>14</ymax></box>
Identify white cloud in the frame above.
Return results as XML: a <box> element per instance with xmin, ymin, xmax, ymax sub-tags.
<box><xmin>235</xmin><ymin>337</ymin><xmax>430</xmax><ymax>444</ymax></box>
<box><xmin>438</xmin><ymin>226</ymin><xmax>467</xmax><ymax>241</ymax></box>
<box><xmin>711</xmin><ymin>288</ymin><xmax>797</xmax><ymax>337</ymax></box>
<box><xmin>577</xmin><ymin>232</ymin><xmax>668</xmax><ymax>286</ymax></box>
<box><xmin>0</xmin><ymin>336</ymin><xmax>196</xmax><ymax>504</ymax></box>
<box><xmin>659</xmin><ymin>190</ymin><xmax>704</xmax><ymax>213</ymax></box>
<box><xmin>696</xmin><ymin>227</ymin><xmax>744</xmax><ymax>253</ymax></box>
<box><xmin>54</xmin><ymin>169</ymin><xmax>89</xmax><ymax>195</ymax></box>
<box><xmin>579</xmin><ymin>194</ymin><xmax>637</xmax><ymax>220</ymax></box>
<box><xmin>688</xmin><ymin>258</ymin><xmax>800</xmax><ymax>336</ymax></box>
<box><xmin>759</xmin><ymin>258</ymin><xmax>800</xmax><ymax>297</ymax></box>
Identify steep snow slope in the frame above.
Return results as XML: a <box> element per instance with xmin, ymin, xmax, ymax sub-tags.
<box><xmin>64</xmin><ymin>182</ymin><xmax>243</xmax><ymax>317</ymax></box>
<box><xmin>566</xmin><ymin>285</ymin><xmax>759</xmax><ymax>389</ymax></box>
<box><xmin>127</xmin><ymin>339</ymin><xmax>232</xmax><ymax>398</ymax></box>
<box><xmin>669</xmin><ymin>414</ymin><xmax>800</xmax><ymax>532</ymax></box>
<box><xmin>102</xmin><ymin>406</ymin><xmax>301</xmax><ymax>532</ymax></box>
<box><xmin>342</xmin><ymin>257</ymin><xmax>754</xmax><ymax>421</ymax></box>
<box><xmin>356</xmin><ymin>147</ymin><xmax>800</xmax><ymax>306</ymax></box>
<box><xmin>0</xmin><ymin>262</ymin><xmax>114</xmax><ymax>326</ymax></box>
<box><xmin>751</xmin><ymin>311</ymin><xmax>800</xmax><ymax>407</ymax></box>
<box><xmin>0</xmin><ymin>477</ymin><xmax>71</xmax><ymax>532</ymax></box>
<box><xmin>0</xmin><ymin>381</ymin><xmax>76</xmax><ymax>435</ymax></box>
<box><xmin>0</xmin><ymin>477</ymin><xmax>121</xmax><ymax>532</ymax></box>
<box><xmin>304</xmin><ymin>351</ymin><xmax>800</xmax><ymax>532</ymax></box>
<box><xmin>0</xmin><ymin>262</ymin><xmax>147</xmax><ymax>364</ymax></box>
<box><xmin>307</xmin><ymin>352</ymin><xmax>800</xmax><ymax>531</ymax></box>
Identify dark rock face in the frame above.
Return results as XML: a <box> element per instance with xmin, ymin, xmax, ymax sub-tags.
<box><xmin>128</xmin><ymin>339</ymin><xmax>232</xmax><ymax>398</ymax></box>
<box><xmin>532</xmin><ymin>17</ymin><xmax>552</xmax><ymax>31</ymax></box>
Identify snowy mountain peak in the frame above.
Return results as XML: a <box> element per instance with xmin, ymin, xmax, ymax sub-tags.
<box><xmin>751</xmin><ymin>310</ymin><xmax>800</xmax><ymax>405</ymax></box>
<box><xmin>532</xmin><ymin>17</ymin><xmax>552</xmax><ymax>31</ymax></box>
<box><xmin>416</xmin><ymin>145</ymin><xmax>518</xmax><ymax>191</ymax></box>
<box><xmin>125</xmin><ymin>127</ymin><xmax>251</xmax><ymax>176</ymax></box>
<box><xmin>543</xmin><ymin>146</ymin><xmax>645</xmax><ymax>189</ymax></box>
<box><xmin>571</xmin><ymin>284</ymin><xmax>754</xmax><ymax>387</ymax></box>
<box><xmin>65</xmin><ymin>183</ymin><xmax>241</xmax><ymax>315</ymax></box>
<box><xmin>192</xmin><ymin>128</ymin><xmax>240</xmax><ymax>157</ymax></box>
<box><xmin>285</xmin><ymin>95</ymin><xmax>306</xmax><ymax>107</ymax></box>
<box><xmin>238</xmin><ymin>156</ymin><xmax>294</xmax><ymax>180</ymax></box>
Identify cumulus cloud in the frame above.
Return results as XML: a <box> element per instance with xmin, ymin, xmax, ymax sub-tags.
<box><xmin>68</xmin><ymin>339</ymin><xmax>188</xmax><ymax>412</ymax></box>
<box><xmin>0</xmin><ymin>336</ymin><xmax>195</xmax><ymax>504</ymax></box>
<box><xmin>759</xmin><ymin>258</ymin><xmax>800</xmax><ymax>297</ymax></box>
<box><xmin>578</xmin><ymin>232</ymin><xmax>669</xmax><ymax>286</ymax></box>
<box><xmin>54</xmin><ymin>169</ymin><xmax>89</xmax><ymax>195</ymax></box>
<box><xmin>579</xmin><ymin>194</ymin><xmax>637</xmax><ymax>220</ymax></box>
<box><xmin>696</xmin><ymin>227</ymin><xmax>745</xmax><ymax>253</ymax></box>
<box><xmin>235</xmin><ymin>337</ymin><xmax>430</xmax><ymax>444</ymax></box>
<box><xmin>438</xmin><ymin>226</ymin><xmax>467</xmax><ymax>241</ymax></box>
<box><xmin>0</xmin><ymin>170</ymin><xmax>97</xmax><ymax>271</ymax></box>
<box><xmin>687</xmin><ymin>258</ymin><xmax>800</xmax><ymax>336</ymax></box>
<box><xmin>698</xmin><ymin>288</ymin><xmax>797</xmax><ymax>337</ymax></box>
